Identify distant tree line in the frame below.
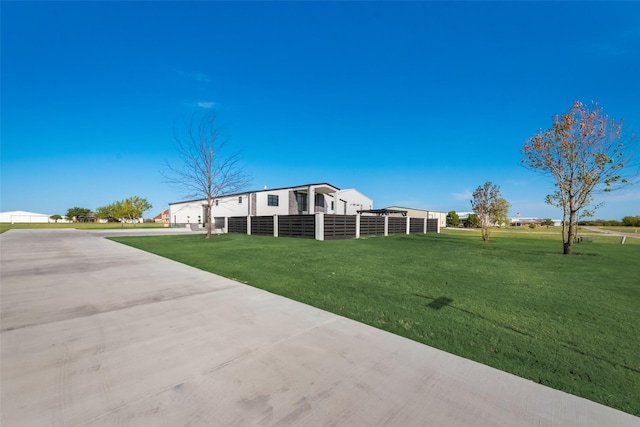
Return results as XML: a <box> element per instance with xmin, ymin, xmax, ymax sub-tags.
<box><xmin>64</xmin><ymin>196</ymin><xmax>152</xmax><ymax>225</ymax></box>
<box><xmin>579</xmin><ymin>216</ymin><xmax>640</xmax><ymax>227</ymax></box>
<box><xmin>446</xmin><ymin>211</ymin><xmax>638</xmax><ymax>229</ymax></box>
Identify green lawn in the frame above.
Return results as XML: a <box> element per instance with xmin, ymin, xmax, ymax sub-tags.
<box><xmin>0</xmin><ymin>222</ymin><xmax>166</xmax><ymax>234</ymax></box>
<box><xmin>111</xmin><ymin>232</ymin><xmax>640</xmax><ymax>416</ymax></box>
<box><xmin>445</xmin><ymin>226</ymin><xmax>640</xmax><ymax>245</ymax></box>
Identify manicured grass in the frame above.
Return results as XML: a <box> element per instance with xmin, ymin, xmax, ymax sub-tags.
<box><xmin>443</xmin><ymin>226</ymin><xmax>640</xmax><ymax>245</ymax></box>
<box><xmin>111</xmin><ymin>232</ymin><xmax>640</xmax><ymax>416</ymax></box>
<box><xmin>0</xmin><ymin>222</ymin><xmax>166</xmax><ymax>234</ymax></box>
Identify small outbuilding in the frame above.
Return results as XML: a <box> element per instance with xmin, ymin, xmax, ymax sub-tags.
<box><xmin>385</xmin><ymin>206</ymin><xmax>447</xmax><ymax>228</ymax></box>
<box><xmin>0</xmin><ymin>210</ymin><xmax>53</xmax><ymax>223</ymax></box>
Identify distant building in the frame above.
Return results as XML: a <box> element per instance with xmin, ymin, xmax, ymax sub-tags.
<box><xmin>385</xmin><ymin>206</ymin><xmax>447</xmax><ymax>228</ymax></box>
<box><xmin>0</xmin><ymin>210</ymin><xmax>53</xmax><ymax>223</ymax></box>
<box><xmin>455</xmin><ymin>212</ymin><xmax>474</xmax><ymax>228</ymax></box>
<box><xmin>154</xmin><ymin>209</ymin><xmax>170</xmax><ymax>224</ymax></box>
<box><xmin>511</xmin><ymin>217</ymin><xmax>542</xmax><ymax>227</ymax></box>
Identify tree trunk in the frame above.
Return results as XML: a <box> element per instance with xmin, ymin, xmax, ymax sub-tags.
<box><xmin>205</xmin><ymin>199</ymin><xmax>212</xmax><ymax>240</ymax></box>
<box><xmin>482</xmin><ymin>226</ymin><xmax>489</xmax><ymax>241</ymax></box>
<box><xmin>564</xmin><ymin>210</ymin><xmax>576</xmax><ymax>254</ymax></box>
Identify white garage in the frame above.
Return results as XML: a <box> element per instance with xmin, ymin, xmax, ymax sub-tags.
<box><xmin>0</xmin><ymin>210</ymin><xmax>53</xmax><ymax>223</ymax></box>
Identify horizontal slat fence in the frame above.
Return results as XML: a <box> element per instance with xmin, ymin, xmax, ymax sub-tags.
<box><xmin>228</xmin><ymin>217</ymin><xmax>247</xmax><ymax>234</ymax></box>
<box><xmin>251</xmin><ymin>216</ymin><xmax>274</xmax><ymax>236</ymax></box>
<box><xmin>225</xmin><ymin>214</ymin><xmax>438</xmax><ymax>239</ymax></box>
<box><xmin>410</xmin><ymin>218</ymin><xmax>424</xmax><ymax>234</ymax></box>
<box><xmin>360</xmin><ymin>216</ymin><xmax>385</xmax><ymax>236</ymax></box>
<box><xmin>324</xmin><ymin>215</ymin><xmax>357</xmax><ymax>240</ymax></box>
<box><xmin>279</xmin><ymin>215</ymin><xmax>315</xmax><ymax>239</ymax></box>
<box><xmin>388</xmin><ymin>217</ymin><xmax>406</xmax><ymax>235</ymax></box>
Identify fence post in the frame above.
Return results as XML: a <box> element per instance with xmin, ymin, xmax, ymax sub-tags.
<box><xmin>406</xmin><ymin>216</ymin><xmax>410</xmax><ymax>235</ymax></box>
<box><xmin>356</xmin><ymin>213</ymin><xmax>361</xmax><ymax>239</ymax></box>
<box><xmin>273</xmin><ymin>215</ymin><xmax>278</xmax><ymax>237</ymax></box>
<box><xmin>384</xmin><ymin>215</ymin><xmax>389</xmax><ymax>236</ymax></box>
<box><xmin>224</xmin><ymin>217</ymin><xmax>229</xmax><ymax>234</ymax></box>
<box><xmin>247</xmin><ymin>216</ymin><xmax>252</xmax><ymax>235</ymax></box>
<box><xmin>423</xmin><ymin>218</ymin><xmax>427</xmax><ymax>234</ymax></box>
<box><xmin>315</xmin><ymin>212</ymin><xmax>324</xmax><ymax>241</ymax></box>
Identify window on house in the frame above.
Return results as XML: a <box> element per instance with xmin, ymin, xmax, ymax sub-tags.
<box><xmin>239</xmin><ymin>196</ymin><xmax>243</xmax><ymax>204</ymax></box>
<box><xmin>331</xmin><ymin>201</ymin><xmax>334</xmax><ymax>210</ymax></box>
<box><xmin>267</xmin><ymin>194</ymin><xmax>279</xmax><ymax>206</ymax></box>
<box><xmin>296</xmin><ymin>193</ymin><xmax>307</xmax><ymax>214</ymax></box>
<box><xmin>215</xmin><ymin>200</ymin><xmax>219</xmax><ymax>206</ymax></box>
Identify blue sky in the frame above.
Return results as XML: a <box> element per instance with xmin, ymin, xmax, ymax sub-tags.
<box><xmin>2</xmin><ymin>1</ymin><xmax>639</xmax><ymax>220</ymax></box>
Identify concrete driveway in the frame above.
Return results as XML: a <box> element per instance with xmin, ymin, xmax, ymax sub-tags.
<box><xmin>1</xmin><ymin>229</ymin><xmax>637</xmax><ymax>426</ymax></box>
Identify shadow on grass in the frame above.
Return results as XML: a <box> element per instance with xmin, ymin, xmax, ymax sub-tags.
<box><xmin>415</xmin><ymin>293</ymin><xmax>531</xmax><ymax>337</ymax></box>
<box><xmin>415</xmin><ymin>293</ymin><xmax>640</xmax><ymax>375</ymax></box>
<box><xmin>426</xmin><ymin>296</ymin><xmax>453</xmax><ymax>310</ymax></box>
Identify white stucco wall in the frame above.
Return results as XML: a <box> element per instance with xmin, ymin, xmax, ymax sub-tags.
<box><xmin>169</xmin><ymin>202</ymin><xmax>205</xmax><ymax>225</ymax></box>
<box><xmin>214</xmin><ymin>193</ymin><xmax>251</xmax><ymax>217</ymax></box>
<box><xmin>338</xmin><ymin>189</ymin><xmax>374</xmax><ymax>215</ymax></box>
<box><xmin>255</xmin><ymin>189</ymin><xmax>290</xmax><ymax>216</ymax></box>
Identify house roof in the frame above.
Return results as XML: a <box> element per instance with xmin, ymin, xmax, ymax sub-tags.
<box><xmin>169</xmin><ymin>183</ymin><xmax>341</xmax><ymax>205</ymax></box>
<box><xmin>153</xmin><ymin>209</ymin><xmax>169</xmax><ymax>220</ymax></box>
<box><xmin>0</xmin><ymin>210</ymin><xmax>51</xmax><ymax>217</ymax></box>
<box><xmin>385</xmin><ymin>206</ymin><xmax>446</xmax><ymax>214</ymax></box>
<box><xmin>357</xmin><ymin>209</ymin><xmax>408</xmax><ymax>216</ymax></box>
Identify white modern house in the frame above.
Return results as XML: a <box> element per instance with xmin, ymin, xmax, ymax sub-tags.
<box><xmin>169</xmin><ymin>183</ymin><xmax>374</xmax><ymax>228</ymax></box>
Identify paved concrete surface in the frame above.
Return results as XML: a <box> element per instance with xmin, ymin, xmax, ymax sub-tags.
<box><xmin>1</xmin><ymin>229</ymin><xmax>637</xmax><ymax>426</ymax></box>
<box><xmin>582</xmin><ymin>226</ymin><xmax>640</xmax><ymax>240</ymax></box>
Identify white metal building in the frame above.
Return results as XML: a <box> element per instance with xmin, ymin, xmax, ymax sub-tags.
<box><xmin>0</xmin><ymin>210</ymin><xmax>53</xmax><ymax>223</ymax></box>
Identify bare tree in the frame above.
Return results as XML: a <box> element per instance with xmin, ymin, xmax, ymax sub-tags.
<box><xmin>163</xmin><ymin>113</ymin><xmax>251</xmax><ymax>239</ymax></box>
<box><xmin>471</xmin><ymin>181</ymin><xmax>509</xmax><ymax>241</ymax></box>
<box><xmin>521</xmin><ymin>101</ymin><xmax>636</xmax><ymax>254</ymax></box>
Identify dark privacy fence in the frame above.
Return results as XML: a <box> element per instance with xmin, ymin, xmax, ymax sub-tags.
<box><xmin>228</xmin><ymin>217</ymin><xmax>247</xmax><ymax>233</ymax></box>
<box><xmin>226</xmin><ymin>214</ymin><xmax>439</xmax><ymax>240</ymax></box>
<box><xmin>324</xmin><ymin>215</ymin><xmax>357</xmax><ymax>240</ymax></box>
<box><xmin>250</xmin><ymin>216</ymin><xmax>274</xmax><ymax>236</ymax></box>
<box><xmin>279</xmin><ymin>215</ymin><xmax>315</xmax><ymax>239</ymax></box>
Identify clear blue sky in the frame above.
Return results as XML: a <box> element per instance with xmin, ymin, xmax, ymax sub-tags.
<box><xmin>2</xmin><ymin>1</ymin><xmax>639</xmax><ymax>220</ymax></box>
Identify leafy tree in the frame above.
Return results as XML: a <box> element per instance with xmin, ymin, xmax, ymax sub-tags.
<box><xmin>50</xmin><ymin>214</ymin><xmax>62</xmax><ymax>223</ymax></box>
<box><xmin>521</xmin><ymin>101</ymin><xmax>635</xmax><ymax>254</ymax></box>
<box><xmin>470</xmin><ymin>181</ymin><xmax>508</xmax><ymax>241</ymax></box>
<box><xmin>446</xmin><ymin>211</ymin><xmax>460</xmax><ymax>227</ymax></box>
<box><xmin>541</xmin><ymin>218</ymin><xmax>554</xmax><ymax>229</ymax></box>
<box><xmin>97</xmin><ymin>197</ymin><xmax>152</xmax><ymax>226</ymax></box>
<box><xmin>621</xmin><ymin>215</ymin><xmax>640</xmax><ymax>227</ymax></box>
<box><xmin>163</xmin><ymin>113</ymin><xmax>251</xmax><ymax>239</ymax></box>
<box><xmin>120</xmin><ymin>196</ymin><xmax>152</xmax><ymax>225</ymax></box>
<box><xmin>466</xmin><ymin>213</ymin><xmax>480</xmax><ymax>228</ymax></box>
<box><xmin>66</xmin><ymin>207</ymin><xmax>91</xmax><ymax>222</ymax></box>
<box><xmin>493</xmin><ymin>198</ymin><xmax>511</xmax><ymax>227</ymax></box>
<box><xmin>96</xmin><ymin>205</ymin><xmax>113</xmax><ymax>221</ymax></box>
<box><xmin>95</xmin><ymin>203</ymin><xmax>121</xmax><ymax>222</ymax></box>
